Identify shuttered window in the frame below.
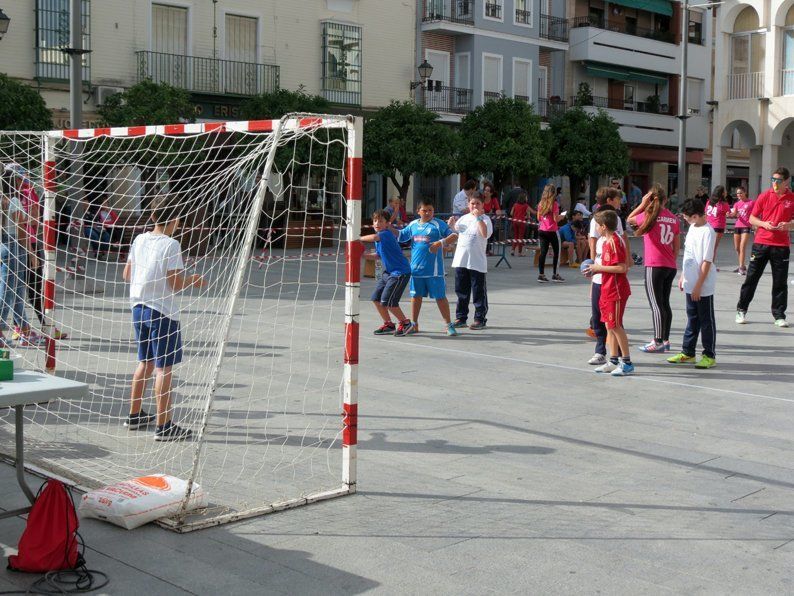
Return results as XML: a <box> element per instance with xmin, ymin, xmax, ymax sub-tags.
<box><xmin>152</xmin><ymin>4</ymin><xmax>188</xmax><ymax>55</ymax></box>
<box><xmin>225</xmin><ymin>14</ymin><xmax>257</xmax><ymax>62</ymax></box>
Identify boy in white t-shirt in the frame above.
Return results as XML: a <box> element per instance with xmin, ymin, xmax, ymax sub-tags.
<box><xmin>122</xmin><ymin>198</ymin><xmax>205</xmax><ymax>441</ymax></box>
<box><xmin>449</xmin><ymin>194</ymin><xmax>493</xmax><ymax>330</ymax></box>
<box><xmin>667</xmin><ymin>198</ymin><xmax>717</xmax><ymax>369</ymax></box>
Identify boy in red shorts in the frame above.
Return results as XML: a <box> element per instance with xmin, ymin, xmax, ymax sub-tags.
<box><xmin>585</xmin><ymin>209</ymin><xmax>634</xmax><ymax>376</ymax></box>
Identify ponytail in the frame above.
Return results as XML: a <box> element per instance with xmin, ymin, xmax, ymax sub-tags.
<box><xmin>634</xmin><ymin>183</ymin><xmax>667</xmax><ymax>236</ymax></box>
<box><xmin>709</xmin><ymin>185</ymin><xmax>726</xmax><ymax>206</ymax></box>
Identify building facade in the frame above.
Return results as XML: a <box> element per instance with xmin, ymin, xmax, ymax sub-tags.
<box><xmin>1</xmin><ymin>0</ymin><xmax>416</xmax><ymax>128</ymax></box>
<box><xmin>712</xmin><ymin>0</ymin><xmax>794</xmax><ymax>198</ymax></box>
<box><xmin>565</xmin><ymin>0</ymin><xmax>713</xmax><ymax>195</ymax></box>
<box><xmin>414</xmin><ymin>0</ymin><xmax>568</xmax><ymax>210</ymax></box>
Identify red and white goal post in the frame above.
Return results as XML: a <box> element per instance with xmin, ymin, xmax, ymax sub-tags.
<box><xmin>0</xmin><ymin>114</ymin><xmax>362</xmax><ymax>530</ymax></box>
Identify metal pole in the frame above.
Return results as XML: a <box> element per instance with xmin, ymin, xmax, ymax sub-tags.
<box><xmin>69</xmin><ymin>0</ymin><xmax>82</xmax><ymax>129</ymax></box>
<box><xmin>677</xmin><ymin>0</ymin><xmax>690</xmax><ymax>200</ymax></box>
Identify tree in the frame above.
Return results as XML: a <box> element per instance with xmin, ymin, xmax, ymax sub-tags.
<box><xmin>0</xmin><ymin>74</ymin><xmax>53</xmax><ymax>131</ymax></box>
<box><xmin>240</xmin><ymin>86</ymin><xmax>330</xmax><ymax>119</ymax></box>
<box><xmin>458</xmin><ymin>97</ymin><xmax>548</xmax><ymax>191</ymax></box>
<box><xmin>364</xmin><ymin>101</ymin><xmax>459</xmax><ymax>199</ymax></box>
<box><xmin>547</xmin><ymin>107</ymin><xmax>629</xmax><ymax>209</ymax></box>
<box><xmin>97</xmin><ymin>79</ymin><xmax>195</xmax><ymax>126</ymax></box>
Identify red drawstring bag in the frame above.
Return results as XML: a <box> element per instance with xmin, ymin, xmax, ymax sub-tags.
<box><xmin>7</xmin><ymin>479</ymin><xmax>81</xmax><ymax>573</ymax></box>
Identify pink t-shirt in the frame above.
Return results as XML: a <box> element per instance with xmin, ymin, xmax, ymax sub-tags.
<box><xmin>635</xmin><ymin>208</ymin><xmax>679</xmax><ymax>269</ymax></box>
<box><xmin>705</xmin><ymin>201</ymin><xmax>730</xmax><ymax>230</ymax></box>
<box><xmin>538</xmin><ymin>202</ymin><xmax>559</xmax><ymax>232</ymax></box>
<box><xmin>732</xmin><ymin>199</ymin><xmax>754</xmax><ymax>229</ymax></box>
<box><xmin>19</xmin><ymin>183</ymin><xmax>40</xmax><ymax>246</ymax></box>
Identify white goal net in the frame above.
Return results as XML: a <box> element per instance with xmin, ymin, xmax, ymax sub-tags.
<box><xmin>0</xmin><ymin>115</ymin><xmax>362</xmax><ymax>530</ymax></box>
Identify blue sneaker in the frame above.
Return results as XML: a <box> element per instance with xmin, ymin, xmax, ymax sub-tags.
<box><xmin>611</xmin><ymin>361</ymin><xmax>635</xmax><ymax>376</ymax></box>
<box><xmin>446</xmin><ymin>323</ymin><xmax>458</xmax><ymax>337</ymax></box>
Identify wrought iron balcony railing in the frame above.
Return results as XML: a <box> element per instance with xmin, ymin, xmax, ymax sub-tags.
<box><xmin>419</xmin><ymin>84</ymin><xmax>473</xmax><ymax>114</ymax></box>
<box><xmin>136</xmin><ymin>51</ymin><xmax>280</xmax><ymax>97</ymax></box>
<box><xmin>570</xmin><ymin>16</ymin><xmax>675</xmax><ymax>44</ymax></box>
<box><xmin>570</xmin><ymin>94</ymin><xmax>671</xmax><ymax>114</ymax></box>
<box><xmin>422</xmin><ymin>1</ymin><xmax>475</xmax><ymax>25</ymax></box>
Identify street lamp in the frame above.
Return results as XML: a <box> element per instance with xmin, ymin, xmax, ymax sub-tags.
<box><xmin>0</xmin><ymin>8</ymin><xmax>11</xmax><ymax>40</ymax></box>
<box><xmin>410</xmin><ymin>60</ymin><xmax>434</xmax><ymax>90</ymax></box>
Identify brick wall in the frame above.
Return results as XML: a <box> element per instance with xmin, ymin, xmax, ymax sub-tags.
<box><xmin>421</xmin><ymin>32</ymin><xmax>455</xmax><ymax>85</ymax></box>
<box><xmin>539</xmin><ymin>49</ymin><xmax>552</xmax><ymax>98</ymax></box>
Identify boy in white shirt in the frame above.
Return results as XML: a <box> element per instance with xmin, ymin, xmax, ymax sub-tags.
<box><xmin>449</xmin><ymin>194</ymin><xmax>493</xmax><ymax>330</ymax></box>
<box><xmin>122</xmin><ymin>198</ymin><xmax>205</xmax><ymax>441</ymax></box>
<box><xmin>667</xmin><ymin>198</ymin><xmax>717</xmax><ymax>369</ymax></box>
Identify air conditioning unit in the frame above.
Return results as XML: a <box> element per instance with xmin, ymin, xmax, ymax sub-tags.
<box><xmin>96</xmin><ymin>86</ymin><xmax>125</xmax><ymax>106</ymax></box>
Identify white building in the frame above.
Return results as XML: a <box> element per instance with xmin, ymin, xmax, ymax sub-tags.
<box><xmin>712</xmin><ymin>0</ymin><xmax>794</xmax><ymax>198</ymax></box>
<box><xmin>1</xmin><ymin>0</ymin><xmax>415</xmax><ymax>128</ymax></box>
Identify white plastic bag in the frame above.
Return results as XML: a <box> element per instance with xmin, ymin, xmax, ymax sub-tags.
<box><xmin>78</xmin><ymin>474</ymin><xmax>207</xmax><ymax>529</ymax></box>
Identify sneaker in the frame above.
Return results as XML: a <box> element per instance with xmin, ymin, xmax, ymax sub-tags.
<box><xmin>639</xmin><ymin>341</ymin><xmax>668</xmax><ymax>353</ymax></box>
<box><xmin>732</xmin><ymin>267</ymin><xmax>741</xmax><ymax>273</ymax></box>
<box><xmin>694</xmin><ymin>355</ymin><xmax>717</xmax><ymax>369</ymax></box>
<box><xmin>740</xmin><ymin>267</ymin><xmax>747</xmax><ymax>276</ymax></box>
<box><xmin>588</xmin><ymin>353</ymin><xmax>607</xmax><ymax>365</ymax></box>
<box><xmin>551</xmin><ymin>274</ymin><xmax>565</xmax><ymax>283</ymax></box>
<box><xmin>10</xmin><ymin>327</ymin><xmax>21</xmax><ymax>341</ymax></box>
<box><xmin>402</xmin><ymin>322</ymin><xmax>419</xmax><ymax>335</ymax></box>
<box><xmin>585</xmin><ymin>327</ymin><xmax>596</xmax><ymax>340</ymax></box>
<box><xmin>774</xmin><ymin>319</ymin><xmax>790</xmax><ymax>328</ymax></box>
<box><xmin>667</xmin><ymin>352</ymin><xmax>696</xmax><ymax>364</ymax></box>
<box><xmin>663</xmin><ymin>341</ymin><xmax>671</xmax><ymax>351</ymax></box>
<box><xmin>451</xmin><ymin>319</ymin><xmax>468</xmax><ymax>328</ymax></box>
<box><xmin>611</xmin><ymin>361</ymin><xmax>635</xmax><ymax>376</ymax></box>
<box><xmin>124</xmin><ymin>410</ymin><xmax>156</xmax><ymax>430</ymax></box>
<box><xmin>594</xmin><ymin>361</ymin><xmax>618</xmax><ymax>374</ymax></box>
<box><xmin>154</xmin><ymin>422</ymin><xmax>193</xmax><ymax>442</ymax></box>
<box><xmin>373</xmin><ymin>322</ymin><xmax>396</xmax><ymax>335</ymax></box>
<box><xmin>735</xmin><ymin>311</ymin><xmax>747</xmax><ymax>324</ymax></box>
<box><xmin>446</xmin><ymin>323</ymin><xmax>458</xmax><ymax>337</ymax></box>
<box><xmin>17</xmin><ymin>332</ymin><xmax>46</xmax><ymax>347</ymax></box>
<box><xmin>469</xmin><ymin>320</ymin><xmax>486</xmax><ymax>330</ymax></box>
<box><xmin>394</xmin><ymin>320</ymin><xmax>415</xmax><ymax>337</ymax></box>
<box><xmin>537</xmin><ymin>275</ymin><xmax>549</xmax><ymax>283</ymax></box>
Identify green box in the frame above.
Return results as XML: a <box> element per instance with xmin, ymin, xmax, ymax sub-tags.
<box><xmin>0</xmin><ymin>358</ymin><xmax>13</xmax><ymax>381</ymax></box>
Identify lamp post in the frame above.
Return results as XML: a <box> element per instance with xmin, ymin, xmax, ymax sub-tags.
<box><xmin>410</xmin><ymin>59</ymin><xmax>434</xmax><ymax>90</ymax></box>
<box><xmin>676</xmin><ymin>0</ymin><xmax>690</xmax><ymax>201</ymax></box>
<box><xmin>0</xmin><ymin>8</ymin><xmax>10</xmax><ymax>40</ymax></box>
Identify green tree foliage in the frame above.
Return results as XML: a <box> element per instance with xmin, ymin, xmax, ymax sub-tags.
<box><xmin>364</xmin><ymin>101</ymin><xmax>459</xmax><ymax>199</ymax></box>
<box><xmin>547</xmin><ymin>107</ymin><xmax>629</xmax><ymax>206</ymax></box>
<box><xmin>240</xmin><ymin>86</ymin><xmax>330</xmax><ymax>120</ymax></box>
<box><xmin>458</xmin><ymin>97</ymin><xmax>548</xmax><ymax>191</ymax></box>
<box><xmin>0</xmin><ymin>74</ymin><xmax>53</xmax><ymax>130</ymax></box>
<box><xmin>97</xmin><ymin>79</ymin><xmax>195</xmax><ymax>127</ymax></box>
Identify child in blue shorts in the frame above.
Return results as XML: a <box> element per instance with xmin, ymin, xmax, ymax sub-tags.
<box><xmin>360</xmin><ymin>210</ymin><xmax>414</xmax><ymax>336</ymax></box>
<box><xmin>398</xmin><ymin>199</ymin><xmax>459</xmax><ymax>336</ymax></box>
<box><xmin>122</xmin><ymin>197</ymin><xmax>205</xmax><ymax>441</ymax></box>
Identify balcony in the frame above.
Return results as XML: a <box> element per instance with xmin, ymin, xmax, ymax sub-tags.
<box><xmin>515</xmin><ymin>8</ymin><xmax>531</xmax><ymax>24</ymax></box>
<box><xmin>536</xmin><ymin>97</ymin><xmax>568</xmax><ymax>120</ymax></box>
<box><xmin>136</xmin><ymin>51</ymin><xmax>280</xmax><ymax>97</ymax></box>
<box><xmin>570</xmin><ymin>95</ymin><xmax>672</xmax><ymax>114</ymax></box>
<box><xmin>782</xmin><ymin>69</ymin><xmax>794</xmax><ymax>96</ymax></box>
<box><xmin>569</xmin><ymin>16</ymin><xmax>675</xmax><ymax>43</ymax></box>
<box><xmin>422</xmin><ymin>0</ymin><xmax>475</xmax><ymax>32</ymax></box>
<box><xmin>485</xmin><ymin>2</ymin><xmax>502</xmax><ymax>19</ymax></box>
<box><xmin>539</xmin><ymin>14</ymin><xmax>569</xmax><ymax>42</ymax></box>
<box><xmin>484</xmin><ymin>90</ymin><xmax>502</xmax><ymax>102</ymax></box>
<box><xmin>727</xmin><ymin>72</ymin><xmax>764</xmax><ymax>100</ymax></box>
<box><xmin>419</xmin><ymin>84</ymin><xmax>473</xmax><ymax>114</ymax></box>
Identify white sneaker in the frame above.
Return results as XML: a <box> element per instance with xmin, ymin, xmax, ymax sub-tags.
<box><xmin>774</xmin><ymin>319</ymin><xmax>790</xmax><ymax>328</ymax></box>
<box><xmin>735</xmin><ymin>311</ymin><xmax>747</xmax><ymax>324</ymax></box>
<box><xmin>588</xmin><ymin>353</ymin><xmax>607</xmax><ymax>365</ymax></box>
<box><xmin>594</xmin><ymin>361</ymin><xmax>618</xmax><ymax>374</ymax></box>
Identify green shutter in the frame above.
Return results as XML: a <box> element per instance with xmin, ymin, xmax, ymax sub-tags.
<box><xmin>584</xmin><ymin>63</ymin><xmax>668</xmax><ymax>85</ymax></box>
<box><xmin>608</xmin><ymin>0</ymin><xmax>673</xmax><ymax>17</ymax></box>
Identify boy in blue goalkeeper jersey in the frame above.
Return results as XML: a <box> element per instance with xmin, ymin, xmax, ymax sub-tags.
<box><xmin>398</xmin><ymin>199</ymin><xmax>459</xmax><ymax>336</ymax></box>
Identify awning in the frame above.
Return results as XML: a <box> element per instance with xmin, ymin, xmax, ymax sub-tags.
<box><xmin>608</xmin><ymin>0</ymin><xmax>673</xmax><ymax>17</ymax></box>
<box><xmin>584</xmin><ymin>63</ymin><xmax>668</xmax><ymax>86</ymax></box>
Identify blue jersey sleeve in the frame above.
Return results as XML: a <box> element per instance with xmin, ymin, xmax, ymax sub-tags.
<box><xmin>397</xmin><ymin>223</ymin><xmax>414</xmax><ymax>243</ymax></box>
<box><xmin>438</xmin><ymin>219</ymin><xmax>452</xmax><ymax>238</ymax></box>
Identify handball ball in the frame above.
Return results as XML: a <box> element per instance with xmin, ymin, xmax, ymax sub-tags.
<box><xmin>580</xmin><ymin>259</ymin><xmax>594</xmax><ymax>277</ymax></box>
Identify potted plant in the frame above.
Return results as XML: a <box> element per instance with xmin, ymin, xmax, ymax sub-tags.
<box><xmin>574</xmin><ymin>82</ymin><xmax>594</xmax><ymax>107</ymax></box>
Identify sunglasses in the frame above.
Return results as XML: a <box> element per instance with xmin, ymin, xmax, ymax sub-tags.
<box><xmin>772</xmin><ymin>177</ymin><xmax>786</xmax><ymax>184</ymax></box>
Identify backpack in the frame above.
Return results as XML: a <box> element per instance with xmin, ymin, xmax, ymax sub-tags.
<box><xmin>7</xmin><ymin>479</ymin><xmax>82</xmax><ymax>573</ymax></box>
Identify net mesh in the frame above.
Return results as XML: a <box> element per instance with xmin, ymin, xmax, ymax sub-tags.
<box><xmin>0</xmin><ymin>116</ymin><xmax>356</xmax><ymax>529</ymax></box>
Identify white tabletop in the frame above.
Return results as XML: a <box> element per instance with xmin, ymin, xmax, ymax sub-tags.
<box><xmin>0</xmin><ymin>371</ymin><xmax>89</xmax><ymax>409</ymax></box>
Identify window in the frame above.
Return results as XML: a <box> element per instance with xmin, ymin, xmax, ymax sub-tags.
<box><xmin>624</xmin><ymin>85</ymin><xmax>635</xmax><ymax>110</ymax></box>
<box><xmin>688</xmin><ymin>10</ymin><xmax>703</xmax><ymax>45</ymax></box>
<box><xmin>483</xmin><ymin>53</ymin><xmax>503</xmax><ymax>102</ymax></box>
<box><xmin>322</xmin><ymin>22</ymin><xmax>362</xmax><ymax>105</ymax></box>
<box><xmin>687</xmin><ymin>78</ymin><xmax>703</xmax><ymax>113</ymax></box>
<box><xmin>485</xmin><ymin>0</ymin><xmax>503</xmax><ymax>20</ymax></box>
<box><xmin>35</xmin><ymin>0</ymin><xmax>90</xmax><ymax>81</ymax></box>
<box><xmin>225</xmin><ymin>14</ymin><xmax>257</xmax><ymax>62</ymax></box>
<box><xmin>513</xmin><ymin>59</ymin><xmax>532</xmax><ymax>102</ymax></box>
<box><xmin>730</xmin><ymin>32</ymin><xmax>765</xmax><ymax>75</ymax></box>
<box><xmin>152</xmin><ymin>4</ymin><xmax>188</xmax><ymax>55</ymax></box>
<box><xmin>783</xmin><ymin>27</ymin><xmax>794</xmax><ymax>95</ymax></box>
<box><xmin>515</xmin><ymin>0</ymin><xmax>531</xmax><ymax>26</ymax></box>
